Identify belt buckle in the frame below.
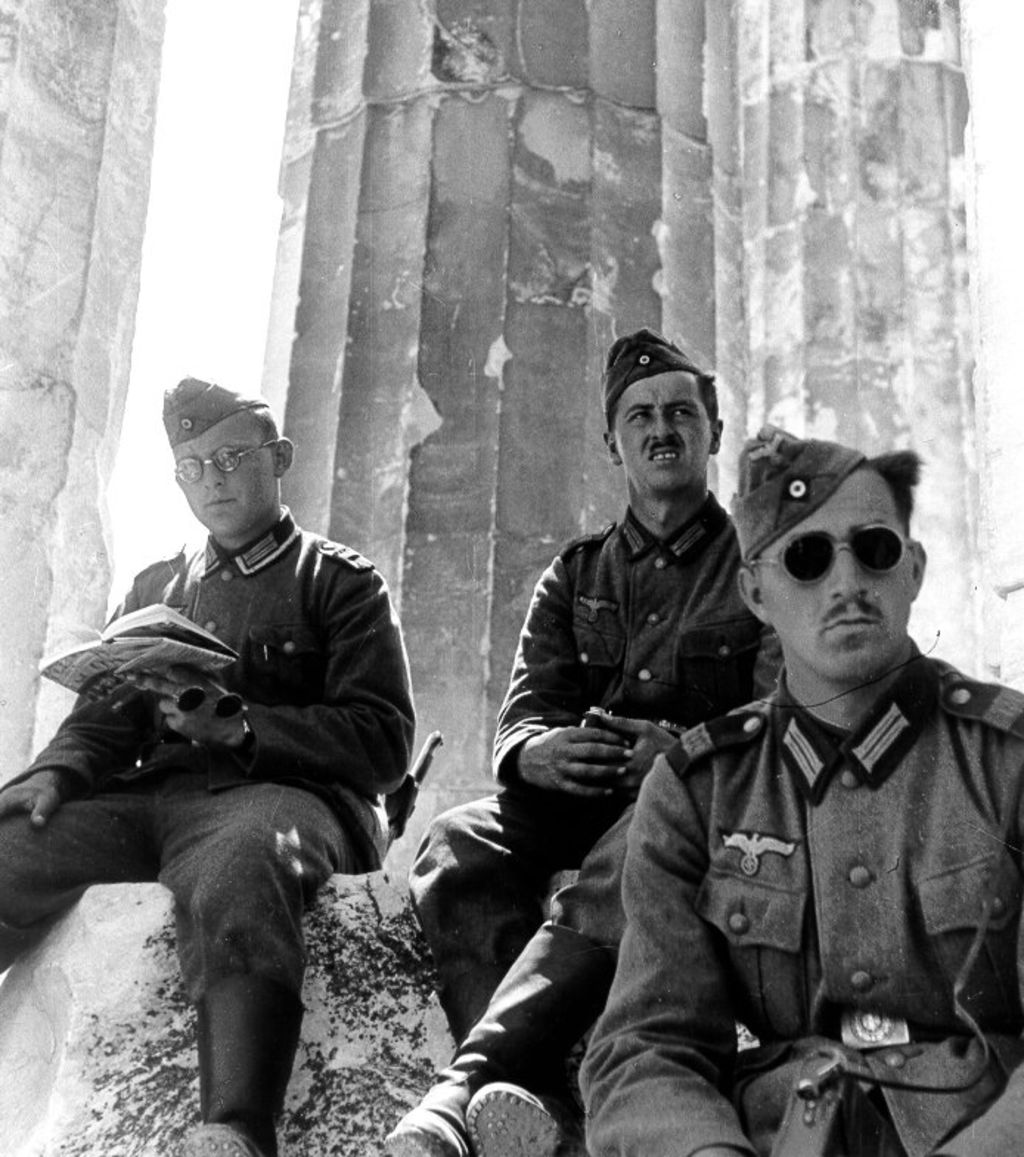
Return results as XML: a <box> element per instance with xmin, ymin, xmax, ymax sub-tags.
<box><xmin>840</xmin><ymin>1009</ymin><xmax>910</xmax><ymax>1050</ymax></box>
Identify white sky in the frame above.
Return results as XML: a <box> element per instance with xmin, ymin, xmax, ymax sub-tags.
<box><xmin>107</xmin><ymin>0</ymin><xmax>301</xmax><ymax>602</ymax></box>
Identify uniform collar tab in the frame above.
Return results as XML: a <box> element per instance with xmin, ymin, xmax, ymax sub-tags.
<box><xmin>777</xmin><ymin>709</ymin><xmax>844</xmax><ymax>803</ymax></box>
<box><xmin>622</xmin><ymin>492</ymin><xmax>726</xmax><ymax>562</ymax></box>
<box><xmin>204</xmin><ymin>508</ymin><xmax>298</xmax><ymax>577</ymax></box>
<box><xmin>845</xmin><ymin>653</ymin><xmax>935</xmax><ymax>787</ymax></box>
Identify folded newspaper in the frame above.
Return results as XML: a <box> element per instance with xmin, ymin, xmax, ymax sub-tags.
<box><xmin>41</xmin><ymin>604</ymin><xmax>237</xmax><ymax>700</ymax></box>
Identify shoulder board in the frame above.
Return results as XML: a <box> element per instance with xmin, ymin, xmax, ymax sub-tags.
<box><xmin>316</xmin><ymin>539</ymin><xmax>374</xmax><ymax>571</ymax></box>
<box><xmin>937</xmin><ymin>666</ymin><xmax>1024</xmax><ymax>741</ymax></box>
<box><xmin>666</xmin><ymin>704</ymin><xmax>769</xmax><ymax>778</ymax></box>
<box><xmin>561</xmin><ymin>523</ymin><xmax>617</xmax><ymax>560</ymax></box>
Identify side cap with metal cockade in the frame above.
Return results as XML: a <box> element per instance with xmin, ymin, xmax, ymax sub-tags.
<box><xmin>731</xmin><ymin>425</ymin><xmax>866</xmax><ymax>560</ymax></box>
<box><xmin>603</xmin><ymin>327</ymin><xmax>712</xmax><ymax>426</ymax></box>
<box><xmin>162</xmin><ymin>377</ymin><xmax>271</xmax><ymax>447</ymax></box>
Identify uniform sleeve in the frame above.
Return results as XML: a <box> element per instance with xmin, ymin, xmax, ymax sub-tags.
<box><xmin>243</xmin><ymin>565</ymin><xmax>415</xmax><ymax>798</ymax></box>
<box><xmin>15</xmin><ymin>691</ymin><xmax>152</xmax><ymax>797</ymax></box>
<box><xmin>581</xmin><ymin>755</ymin><xmax>756</xmax><ymax>1157</ymax></box>
<box><xmin>491</xmin><ymin>554</ymin><xmax>589</xmax><ymax>782</ymax></box>
<box><xmin>935</xmin><ymin>748</ymin><xmax>1024</xmax><ymax>1157</ymax></box>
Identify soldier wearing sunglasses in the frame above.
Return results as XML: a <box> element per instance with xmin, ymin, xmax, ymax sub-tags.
<box><xmin>0</xmin><ymin>378</ymin><xmax>415</xmax><ymax>1157</ymax></box>
<box><xmin>582</xmin><ymin>425</ymin><xmax>1024</xmax><ymax>1157</ymax></box>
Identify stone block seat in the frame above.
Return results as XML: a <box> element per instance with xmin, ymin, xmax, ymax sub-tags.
<box><xmin>0</xmin><ymin>874</ymin><xmax>453</xmax><ymax>1157</ymax></box>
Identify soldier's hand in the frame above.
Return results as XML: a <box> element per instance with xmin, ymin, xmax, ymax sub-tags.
<box><xmin>517</xmin><ymin>725</ymin><xmax>630</xmax><ymax>796</ymax></box>
<box><xmin>0</xmin><ymin>770</ymin><xmax>65</xmax><ymax>827</ymax></box>
<box><xmin>592</xmin><ymin>716</ymin><xmax>678</xmax><ymax>798</ymax></box>
<box><xmin>126</xmin><ymin>666</ymin><xmax>250</xmax><ymax>750</ymax></box>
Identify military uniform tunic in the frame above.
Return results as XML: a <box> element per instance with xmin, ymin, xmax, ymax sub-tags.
<box><xmin>411</xmin><ymin>494</ymin><xmax>774</xmax><ymax>1039</ymax></box>
<box><xmin>0</xmin><ymin>510</ymin><xmax>415</xmax><ymax>997</ymax></box>
<box><xmin>581</xmin><ymin>655</ymin><xmax>1024</xmax><ymax>1157</ymax></box>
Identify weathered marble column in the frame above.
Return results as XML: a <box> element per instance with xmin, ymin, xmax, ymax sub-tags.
<box><xmin>261</xmin><ymin>0</ymin><xmax>323</xmax><ymax>419</ymax></box>
<box><xmin>277</xmin><ymin>1</ymin><xmax>982</xmax><ymax>852</ymax></box>
<box><xmin>281</xmin><ymin>0</ymin><xmax>719</xmax><ymax>849</ymax></box>
<box><xmin>707</xmin><ymin>0</ymin><xmax>976</xmax><ymax>669</ymax></box>
<box><xmin>0</xmin><ymin>0</ymin><xmax>165</xmax><ymax>775</ymax></box>
<box><xmin>960</xmin><ymin>0</ymin><xmax>1024</xmax><ymax>688</ymax></box>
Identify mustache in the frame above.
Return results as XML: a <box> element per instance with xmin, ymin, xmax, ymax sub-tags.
<box><xmin>823</xmin><ymin>597</ymin><xmax>882</xmax><ymax>628</ymax></box>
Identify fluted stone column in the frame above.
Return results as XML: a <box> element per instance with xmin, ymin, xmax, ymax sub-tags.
<box><xmin>961</xmin><ymin>0</ymin><xmax>1024</xmax><ymax>688</ymax></box>
<box><xmin>261</xmin><ymin>0</ymin><xmax>323</xmax><ymax>418</ymax></box>
<box><xmin>0</xmin><ymin>0</ymin><xmax>165</xmax><ymax>775</ymax></box>
<box><xmin>706</xmin><ymin>0</ymin><xmax>976</xmax><ymax>669</ymax></box>
<box><xmin>283</xmin><ymin>0</ymin><xmax>694</xmax><ymax>847</ymax></box>
<box><xmin>279</xmin><ymin>0</ymin><xmax>981</xmax><ymax>848</ymax></box>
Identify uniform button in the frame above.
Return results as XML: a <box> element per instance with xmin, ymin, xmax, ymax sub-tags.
<box><xmin>991</xmin><ymin>896</ymin><xmax>1006</xmax><ymax>917</ymax></box>
<box><xmin>851</xmin><ymin>970</ymin><xmax>874</xmax><ymax>992</ymax></box>
<box><xmin>647</xmin><ymin>612</ymin><xmax>660</xmax><ymax>624</ymax></box>
<box><xmin>638</xmin><ymin>668</ymin><xmax>652</xmax><ymax>682</ymax></box>
<box><xmin>728</xmin><ymin>912</ymin><xmax>750</xmax><ymax>934</ymax></box>
<box><xmin>220</xmin><ymin>570</ymin><xmax>233</xmax><ymax>582</ymax></box>
<box><xmin>840</xmin><ymin>769</ymin><xmax>860</xmax><ymax>789</ymax></box>
<box><xmin>204</xmin><ymin>621</ymin><xmax>217</xmax><ymax>633</ymax></box>
<box><xmin>848</xmin><ymin>865</ymin><xmax>873</xmax><ymax>888</ymax></box>
<box><xmin>949</xmin><ymin>687</ymin><xmax>971</xmax><ymax>706</ymax></box>
<box><xmin>717</xmin><ymin>644</ymin><xmax>731</xmax><ymax>657</ymax></box>
<box><xmin>579</xmin><ymin>652</ymin><xmax>589</xmax><ymax>664</ymax></box>
<box><xmin>883</xmin><ymin>1051</ymin><xmax>906</xmax><ymax>1069</ymax></box>
<box><xmin>283</xmin><ymin>640</ymin><xmax>296</xmax><ymax>655</ymax></box>
<box><xmin>742</xmin><ymin>716</ymin><xmax>762</xmax><ymax>734</ymax></box>
<box><xmin>654</xmin><ymin>557</ymin><xmax>667</xmax><ymax>570</ymax></box>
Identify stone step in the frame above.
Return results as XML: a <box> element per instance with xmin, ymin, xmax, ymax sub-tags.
<box><xmin>0</xmin><ymin>875</ymin><xmax>452</xmax><ymax>1157</ymax></box>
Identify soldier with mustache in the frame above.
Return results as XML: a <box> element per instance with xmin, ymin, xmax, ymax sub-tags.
<box><xmin>388</xmin><ymin>330</ymin><xmax>777</xmax><ymax>1157</ymax></box>
<box><xmin>582</xmin><ymin>427</ymin><xmax>1024</xmax><ymax>1157</ymax></box>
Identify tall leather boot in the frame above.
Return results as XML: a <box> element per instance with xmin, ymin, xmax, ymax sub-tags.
<box><xmin>183</xmin><ymin>974</ymin><xmax>304</xmax><ymax>1157</ymax></box>
<box><xmin>385</xmin><ymin>923</ymin><xmax>615</xmax><ymax>1157</ymax></box>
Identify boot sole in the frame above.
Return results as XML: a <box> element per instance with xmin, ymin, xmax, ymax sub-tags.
<box><xmin>181</xmin><ymin>1124</ymin><xmax>266</xmax><ymax>1157</ymax></box>
<box><xmin>384</xmin><ymin>1127</ymin><xmax>465</xmax><ymax>1157</ymax></box>
<box><xmin>466</xmin><ymin>1085</ymin><xmax>561</xmax><ymax>1157</ymax></box>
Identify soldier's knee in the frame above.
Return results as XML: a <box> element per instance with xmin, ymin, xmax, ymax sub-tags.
<box><xmin>409</xmin><ymin>800</ymin><xmax>505</xmax><ymax>909</ymax></box>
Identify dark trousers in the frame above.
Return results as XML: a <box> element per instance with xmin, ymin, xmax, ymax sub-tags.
<box><xmin>0</xmin><ymin>773</ymin><xmax>356</xmax><ymax>999</ymax></box>
<box><xmin>409</xmin><ymin>784</ymin><xmax>629</xmax><ymax>1042</ymax></box>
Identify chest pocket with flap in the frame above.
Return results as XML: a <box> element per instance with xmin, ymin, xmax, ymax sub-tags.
<box><xmin>247</xmin><ymin>623</ymin><xmax>325</xmax><ymax>704</ymax></box>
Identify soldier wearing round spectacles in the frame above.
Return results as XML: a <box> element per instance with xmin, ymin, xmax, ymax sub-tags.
<box><xmin>0</xmin><ymin>377</ymin><xmax>415</xmax><ymax>1157</ymax></box>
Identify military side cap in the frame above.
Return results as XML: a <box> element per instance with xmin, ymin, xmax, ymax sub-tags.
<box><xmin>163</xmin><ymin>377</ymin><xmax>270</xmax><ymax>446</ymax></box>
<box><xmin>603</xmin><ymin>327</ymin><xmax>711</xmax><ymax>424</ymax></box>
<box><xmin>732</xmin><ymin>425</ymin><xmax>866</xmax><ymax>559</ymax></box>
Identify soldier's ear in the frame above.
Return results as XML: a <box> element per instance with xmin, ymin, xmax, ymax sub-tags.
<box><xmin>709</xmin><ymin>419</ymin><xmax>723</xmax><ymax>456</ymax></box>
<box><xmin>604</xmin><ymin>430</ymin><xmax>622</xmax><ymax>467</ymax></box>
<box><xmin>272</xmin><ymin>438</ymin><xmax>294</xmax><ymax>477</ymax></box>
<box><xmin>906</xmin><ymin>539</ymin><xmax>927</xmax><ymax>600</ymax></box>
<box><xmin>738</xmin><ymin>565</ymin><xmax>769</xmax><ymax>623</ymax></box>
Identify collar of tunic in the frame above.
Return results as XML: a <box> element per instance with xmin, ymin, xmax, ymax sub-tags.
<box><xmin>773</xmin><ymin>650</ymin><xmax>936</xmax><ymax>803</ymax></box>
<box><xmin>620</xmin><ymin>492</ymin><xmax>728</xmax><ymax>563</ymax></box>
<box><xmin>202</xmin><ymin>507</ymin><xmax>300</xmax><ymax>577</ymax></box>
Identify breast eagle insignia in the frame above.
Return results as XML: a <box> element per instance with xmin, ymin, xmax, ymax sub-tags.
<box><xmin>722</xmin><ymin>830</ymin><xmax>797</xmax><ymax>877</ymax></box>
<box><xmin>578</xmin><ymin>595</ymin><xmax>619</xmax><ymax>622</ymax></box>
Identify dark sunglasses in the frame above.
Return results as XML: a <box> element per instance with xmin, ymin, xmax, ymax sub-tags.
<box><xmin>757</xmin><ymin>524</ymin><xmax>906</xmax><ymax>584</ymax></box>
